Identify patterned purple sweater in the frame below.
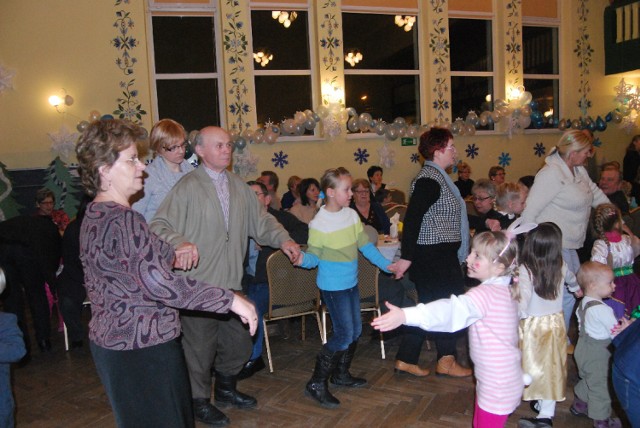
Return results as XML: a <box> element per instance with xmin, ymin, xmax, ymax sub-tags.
<box><xmin>80</xmin><ymin>202</ymin><xmax>234</xmax><ymax>350</ymax></box>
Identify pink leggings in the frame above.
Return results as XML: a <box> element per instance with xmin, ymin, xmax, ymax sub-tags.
<box><xmin>473</xmin><ymin>400</ymin><xmax>508</xmax><ymax>428</ymax></box>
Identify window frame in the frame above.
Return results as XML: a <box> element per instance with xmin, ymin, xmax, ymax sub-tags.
<box><xmin>522</xmin><ymin>17</ymin><xmax>561</xmax><ymax>133</ymax></box>
<box><xmin>147</xmin><ymin>10</ymin><xmax>227</xmax><ymax>130</ymax></box>
<box><xmin>250</xmin><ymin>6</ymin><xmax>320</xmax><ymax>141</ymax></box>
<box><xmin>448</xmin><ymin>12</ymin><xmax>496</xmax><ymax>133</ymax></box>
<box><xmin>341</xmin><ymin>8</ymin><xmax>422</xmax><ymax>138</ymax></box>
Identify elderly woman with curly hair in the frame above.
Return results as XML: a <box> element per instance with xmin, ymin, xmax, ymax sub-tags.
<box><xmin>75</xmin><ymin>119</ymin><xmax>257</xmax><ymax>427</ymax></box>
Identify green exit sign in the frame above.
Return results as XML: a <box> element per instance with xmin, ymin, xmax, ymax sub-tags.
<box><xmin>401</xmin><ymin>137</ymin><xmax>417</xmax><ymax>146</ymax></box>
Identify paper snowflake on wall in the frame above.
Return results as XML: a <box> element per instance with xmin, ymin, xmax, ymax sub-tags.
<box><xmin>533</xmin><ymin>143</ymin><xmax>546</xmax><ymax>157</ymax></box>
<box><xmin>0</xmin><ymin>64</ymin><xmax>16</xmax><ymax>95</ymax></box>
<box><xmin>410</xmin><ymin>153</ymin><xmax>420</xmax><ymax>163</ymax></box>
<box><xmin>498</xmin><ymin>152</ymin><xmax>512</xmax><ymax>167</ymax></box>
<box><xmin>378</xmin><ymin>143</ymin><xmax>395</xmax><ymax>169</ymax></box>
<box><xmin>271</xmin><ymin>151</ymin><xmax>289</xmax><ymax>169</ymax></box>
<box><xmin>354</xmin><ymin>148</ymin><xmax>369</xmax><ymax>165</ymax></box>
<box><xmin>466</xmin><ymin>143</ymin><xmax>479</xmax><ymax>159</ymax></box>
<box><xmin>48</xmin><ymin>125</ymin><xmax>79</xmax><ymax>162</ymax></box>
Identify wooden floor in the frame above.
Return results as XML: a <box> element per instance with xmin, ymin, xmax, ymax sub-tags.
<box><xmin>11</xmin><ymin>315</ymin><xmax>616</xmax><ymax>428</ymax></box>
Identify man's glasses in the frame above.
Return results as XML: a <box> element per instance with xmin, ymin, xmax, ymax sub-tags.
<box><xmin>164</xmin><ymin>142</ymin><xmax>188</xmax><ymax>152</ymax></box>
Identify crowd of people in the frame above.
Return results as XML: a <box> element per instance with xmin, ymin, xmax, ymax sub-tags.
<box><xmin>0</xmin><ymin>118</ymin><xmax>639</xmax><ymax>428</ymax></box>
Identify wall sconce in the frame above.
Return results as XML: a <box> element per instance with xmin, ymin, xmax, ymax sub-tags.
<box><xmin>395</xmin><ymin>15</ymin><xmax>416</xmax><ymax>32</ymax></box>
<box><xmin>48</xmin><ymin>89</ymin><xmax>74</xmax><ymax>113</ymax></box>
<box><xmin>345</xmin><ymin>50</ymin><xmax>363</xmax><ymax>67</ymax></box>
<box><xmin>272</xmin><ymin>10</ymin><xmax>297</xmax><ymax>28</ymax></box>
<box><xmin>253</xmin><ymin>50</ymin><xmax>274</xmax><ymax>67</ymax></box>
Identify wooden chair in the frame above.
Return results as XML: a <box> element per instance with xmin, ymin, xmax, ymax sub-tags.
<box><xmin>387</xmin><ymin>188</ymin><xmax>406</xmax><ymax>205</ymax></box>
<box><xmin>385</xmin><ymin>204</ymin><xmax>407</xmax><ymax>223</ymax></box>
<box><xmin>321</xmin><ymin>253</ymin><xmax>386</xmax><ymax>359</ymax></box>
<box><xmin>264</xmin><ymin>250</ymin><xmax>323</xmax><ymax>372</ymax></box>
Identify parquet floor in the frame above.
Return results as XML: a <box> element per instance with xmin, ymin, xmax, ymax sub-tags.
<box><xmin>11</xmin><ymin>315</ymin><xmax>616</xmax><ymax>427</ymax></box>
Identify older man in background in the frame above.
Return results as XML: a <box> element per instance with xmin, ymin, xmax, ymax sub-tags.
<box><xmin>599</xmin><ymin>166</ymin><xmax>630</xmax><ymax>214</ymax></box>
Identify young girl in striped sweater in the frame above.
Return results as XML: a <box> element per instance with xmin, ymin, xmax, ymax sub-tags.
<box><xmin>297</xmin><ymin>167</ymin><xmax>395</xmax><ymax>409</ymax></box>
<box><xmin>373</xmin><ymin>223</ymin><xmax>534</xmax><ymax>427</ymax></box>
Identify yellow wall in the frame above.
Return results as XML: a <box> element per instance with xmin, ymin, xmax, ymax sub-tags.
<box><xmin>0</xmin><ymin>0</ymin><xmax>638</xmax><ymax>195</ymax></box>
<box><xmin>0</xmin><ymin>0</ymin><xmax>151</xmax><ymax>168</ymax></box>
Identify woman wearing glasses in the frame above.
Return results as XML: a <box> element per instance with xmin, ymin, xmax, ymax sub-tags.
<box><xmin>132</xmin><ymin>119</ymin><xmax>194</xmax><ymax>221</ymax></box>
<box><xmin>468</xmin><ymin>179</ymin><xmax>501</xmax><ymax>233</ymax></box>
<box><xmin>520</xmin><ymin>130</ymin><xmax>610</xmax><ymax>343</ymax></box>
<box><xmin>350</xmin><ymin>178</ymin><xmax>391</xmax><ymax>235</ymax></box>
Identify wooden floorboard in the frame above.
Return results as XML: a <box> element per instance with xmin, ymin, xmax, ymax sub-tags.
<box><xmin>10</xmin><ymin>315</ymin><xmax>621</xmax><ymax>427</ymax></box>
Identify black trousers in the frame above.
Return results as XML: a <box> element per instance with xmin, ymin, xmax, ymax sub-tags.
<box><xmin>91</xmin><ymin>339</ymin><xmax>194</xmax><ymax>428</ymax></box>
<box><xmin>396</xmin><ymin>242</ymin><xmax>465</xmax><ymax>363</ymax></box>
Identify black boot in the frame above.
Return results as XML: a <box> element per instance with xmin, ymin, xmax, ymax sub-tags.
<box><xmin>193</xmin><ymin>398</ymin><xmax>229</xmax><ymax>427</ymax></box>
<box><xmin>305</xmin><ymin>348</ymin><xmax>343</xmax><ymax>408</ymax></box>
<box><xmin>330</xmin><ymin>341</ymin><xmax>367</xmax><ymax>388</ymax></box>
<box><xmin>214</xmin><ymin>373</ymin><xmax>257</xmax><ymax>409</ymax></box>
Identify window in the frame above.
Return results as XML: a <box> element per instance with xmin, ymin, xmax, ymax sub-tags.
<box><xmin>150</xmin><ymin>15</ymin><xmax>222</xmax><ymax>132</ymax></box>
<box><xmin>342</xmin><ymin>12</ymin><xmax>420</xmax><ymax>130</ymax></box>
<box><xmin>523</xmin><ymin>25</ymin><xmax>559</xmax><ymax>129</ymax></box>
<box><xmin>251</xmin><ymin>10</ymin><xmax>313</xmax><ymax>130</ymax></box>
<box><xmin>449</xmin><ymin>18</ymin><xmax>494</xmax><ymax>130</ymax></box>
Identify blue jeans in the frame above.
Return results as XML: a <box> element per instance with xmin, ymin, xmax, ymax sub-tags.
<box><xmin>246</xmin><ymin>282</ymin><xmax>269</xmax><ymax>360</ymax></box>
<box><xmin>612</xmin><ymin>365</ymin><xmax>640</xmax><ymax>426</ymax></box>
<box><xmin>321</xmin><ymin>285</ymin><xmax>362</xmax><ymax>352</ymax></box>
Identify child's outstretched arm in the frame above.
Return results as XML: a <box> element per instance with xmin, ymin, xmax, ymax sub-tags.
<box><xmin>371</xmin><ymin>302</ymin><xmax>406</xmax><ymax>331</ymax></box>
<box><xmin>359</xmin><ymin>242</ymin><xmax>392</xmax><ymax>273</ymax></box>
<box><xmin>295</xmin><ymin>250</ymin><xmax>319</xmax><ymax>268</ymax></box>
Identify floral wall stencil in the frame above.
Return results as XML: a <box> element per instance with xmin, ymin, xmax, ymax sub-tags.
<box><xmin>220</xmin><ymin>0</ymin><xmax>255</xmax><ymax>133</ymax></box>
<box><xmin>575</xmin><ymin>0</ymin><xmax>593</xmax><ymax>116</ymax></box>
<box><xmin>316</xmin><ymin>0</ymin><xmax>344</xmax><ymax>109</ymax></box>
<box><xmin>504</xmin><ymin>0</ymin><xmax>523</xmax><ymax>91</ymax></box>
<box><xmin>426</xmin><ymin>0</ymin><xmax>451</xmax><ymax>124</ymax></box>
<box><xmin>111</xmin><ymin>2</ymin><xmax>146</xmax><ymax>124</ymax></box>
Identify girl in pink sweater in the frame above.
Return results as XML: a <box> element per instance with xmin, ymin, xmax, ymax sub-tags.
<box><xmin>373</xmin><ymin>227</ymin><xmax>531</xmax><ymax>427</ymax></box>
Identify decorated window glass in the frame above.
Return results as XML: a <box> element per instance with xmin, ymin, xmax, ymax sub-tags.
<box><xmin>523</xmin><ymin>25</ymin><xmax>559</xmax><ymax>129</ymax></box>
<box><xmin>251</xmin><ymin>10</ymin><xmax>313</xmax><ymax>130</ymax></box>
<box><xmin>449</xmin><ymin>18</ymin><xmax>494</xmax><ymax>130</ymax></box>
<box><xmin>150</xmin><ymin>15</ymin><xmax>221</xmax><ymax>131</ymax></box>
<box><xmin>342</xmin><ymin>12</ymin><xmax>420</xmax><ymax>131</ymax></box>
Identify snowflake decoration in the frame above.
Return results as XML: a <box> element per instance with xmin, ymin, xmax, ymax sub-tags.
<box><xmin>465</xmin><ymin>143</ymin><xmax>479</xmax><ymax>159</ymax></box>
<box><xmin>593</xmin><ymin>137</ymin><xmax>603</xmax><ymax>147</ymax></box>
<box><xmin>410</xmin><ymin>153</ymin><xmax>420</xmax><ymax>163</ymax></box>
<box><xmin>271</xmin><ymin>151</ymin><xmax>289</xmax><ymax>169</ymax></box>
<box><xmin>378</xmin><ymin>143</ymin><xmax>395</xmax><ymax>169</ymax></box>
<box><xmin>533</xmin><ymin>143</ymin><xmax>546</xmax><ymax>157</ymax></box>
<box><xmin>354</xmin><ymin>148</ymin><xmax>369</xmax><ymax>165</ymax></box>
<box><xmin>233</xmin><ymin>148</ymin><xmax>259</xmax><ymax>177</ymax></box>
<box><xmin>0</xmin><ymin>64</ymin><xmax>16</xmax><ymax>95</ymax></box>
<box><xmin>498</xmin><ymin>152</ymin><xmax>512</xmax><ymax>167</ymax></box>
<box><xmin>48</xmin><ymin>125</ymin><xmax>79</xmax><ymax>162</ymax></box>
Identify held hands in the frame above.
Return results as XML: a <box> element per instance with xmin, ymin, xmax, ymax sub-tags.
<box><xmin>281</xmin><ymin>240</ymin><xmax>302</xmax><ymax>264</ymax></box>
<box><xmin>485</xmin><ymin>219</ymin><xmax>501</xmax><ymax>232</ymax></box>
<box><xmin>230</xmin><ymin>292</ymin><xmax>258</xmax><ymax>336</ymax></box>
<box><xmin>390</xmin><ymin>259</ymin><xmax>411</xmax><ymax>279</ymax></box>
<box><xmin>371</xmin><ymin>301</ymin><xmax>406</xmax><ymax>332</ymax></box>
<box><xmin>173</xmin><ymin>242</ymin><xmax>199</xmax><ymax>270</ymax></box>
<box><xmin>573</xmin><ymin>288</ymin><xmax>584</xmax><ymax>299</ymax></box>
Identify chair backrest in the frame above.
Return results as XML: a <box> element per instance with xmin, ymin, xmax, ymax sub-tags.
<box><xmin>465</xmin><ymin>200</ymin><xmax>478</xmax><ymax>217</ymax></box>
<box><xmin>357</xmin><ymin>253</ymin><xmax>379</xmax><ymax>310</ymax></box>
<box><xmin>628</xmin><ymin>208</ymin><xmax>640</xmax><ymax>237</ymax></box>
<box><xmin>363</xmin><ymin>224</ymin><xmax>379</xmax><ymax>244</ymax></box>
<box><xmin>387</xmin><ymin>188</ymin><xmax>406</xmax><ymax>205</ymax></box>
<box><xmin>385</xmin><ymin>204</ymin><xmax>407</xmax><ymax>222</ymax></box>
<box><xmin>266</xmin><ymin>250</ymin><xmax>319</xmax><ymax>319</ymax></box>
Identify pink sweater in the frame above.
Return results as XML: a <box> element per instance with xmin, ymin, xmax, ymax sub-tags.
<box><xmin>403</xmin><ymin>276</ymin><xmax>523</xmax><ymax>415</ymax></box>
<box><xmin>466</xmin><ymin>281</ymin><xmax>522</xmax><ymax>414</ymax></box>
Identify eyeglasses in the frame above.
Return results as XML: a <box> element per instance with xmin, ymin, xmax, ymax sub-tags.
<box><xmin>354</xmin><ymin>190</ymin><xmax>369</xmax><ymax>194</ymax></box>
<box><xmin>254</xmin><ymin>191</ymin><xmax>268</xmax><ymax>197</ymax></box>
<box><xmin>164</xmin><ymin>142</ymin><xmax>188</xmax><ymax>152</ymax></box>
<box><xmin>445</xmin><ymin>145</ymin><xmax>456</xmax><ymax>151</ymax></box>
<box><xmin>472</xmin><ymin>195</ymin><xmax>493</xmax><ymax>202</ymax></box>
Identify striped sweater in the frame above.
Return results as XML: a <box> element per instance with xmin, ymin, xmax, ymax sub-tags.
<box><xmin>299</xmin><ymin>206</ymin><xmax>391</xmax><ymax>291</ymax></box>
<box><xmin>403</xmin><ymin>276</ymin><xmax>523</xmax><ymax>415</ymax></box>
